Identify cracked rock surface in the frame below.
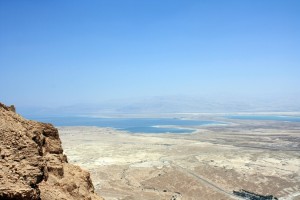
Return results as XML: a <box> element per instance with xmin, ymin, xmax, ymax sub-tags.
<box><xmin>0</xmin><ymin>102</ymin><xmax>104</xmax><ymax>200</ymax></box>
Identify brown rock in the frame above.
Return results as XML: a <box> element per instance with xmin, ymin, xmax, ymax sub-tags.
<box><xmin>0</xmin><ymin>102</ymin><xmax>104</xmax><ymax>200</ymax></box>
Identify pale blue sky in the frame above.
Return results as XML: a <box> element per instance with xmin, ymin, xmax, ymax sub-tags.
<box><xmin>1</xmin><ymin>0</ymin><xmax>299</xmax><ymax>107</ymax></box>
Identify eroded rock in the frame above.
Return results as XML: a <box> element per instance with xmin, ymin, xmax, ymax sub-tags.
<box><xmin>0</xmin><ymin>102</ymin><xmax>104</xmax><ymax>200</ymax></box>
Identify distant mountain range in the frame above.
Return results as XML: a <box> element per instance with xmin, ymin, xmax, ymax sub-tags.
<box><xmin>18</xmin><ymin>95</ymin><xmax>300</xmax><ymax>117</ymax></box>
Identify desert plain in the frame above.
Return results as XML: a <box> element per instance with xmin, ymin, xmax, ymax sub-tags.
<box><xmin>59</xmin><ymin>116</ymin><xmax>300</xmax><ymax>200</ymax></box>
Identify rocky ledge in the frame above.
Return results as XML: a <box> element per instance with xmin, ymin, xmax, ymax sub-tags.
<box><xmin>0</xmin><ymin>102</ymin><xmax>104</xmax><ymax>200</ymax></box>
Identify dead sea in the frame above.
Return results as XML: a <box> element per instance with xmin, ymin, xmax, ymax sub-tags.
<box><xmin>58</xmin><ymin>116</ymin><xmax>300</xmax><ymax>200</ymax></box>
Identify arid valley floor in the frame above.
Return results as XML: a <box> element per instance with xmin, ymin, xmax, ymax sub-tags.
<box><xmin>59</xmin><ymin>117</ymin><xmax>300</xmax><ymax>200</ymax></box>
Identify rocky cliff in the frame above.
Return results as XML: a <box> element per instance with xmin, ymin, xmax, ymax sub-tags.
<box><xmin>0</xmin><ymin>102</ymin><xmax>104</xmax><ymax>200</ymax></box>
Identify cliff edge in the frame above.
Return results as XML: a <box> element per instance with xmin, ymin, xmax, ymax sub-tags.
<box><xmin>0</xmin><ymin>102</ymin><xmax>104</xmax><ymax>200</ymax></box>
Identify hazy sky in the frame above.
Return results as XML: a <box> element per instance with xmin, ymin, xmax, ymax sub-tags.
<box><xmin>1</xmin><ymin>0</ymin><xmax>299</xmax><ymax>107</ymax></box>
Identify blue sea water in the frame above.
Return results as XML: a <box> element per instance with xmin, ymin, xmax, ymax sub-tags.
<box><xmin>227</xmin><ymin>115</ymin><xmax>300</xmax><ymax>122</ymax></box>
<box><xmin>30</xmin><ymin>117</ymin><xmax>218</xmax><ymax>134</ymax></box>
<box><xmin>27</xmin><ymin>115</ymin><xmax>300</xmax><ymax>134</ymax></box>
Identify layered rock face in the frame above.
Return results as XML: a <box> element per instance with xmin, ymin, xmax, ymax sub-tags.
<box><xmin>0</xmin><ymin>103</ymin><xmax>104</xmax><ymax>200</ymax></box>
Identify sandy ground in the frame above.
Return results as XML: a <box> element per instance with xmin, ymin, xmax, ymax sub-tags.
<box><xmin>59</xmin><ymin>119</ymin><xmax>300</xmax><ymax>200</ymax></box>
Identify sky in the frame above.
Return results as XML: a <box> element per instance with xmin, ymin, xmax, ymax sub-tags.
<box><xmin>0</xmin><ymin>0</ymin><xmax>300</xmax><ymax>108</ymax></box>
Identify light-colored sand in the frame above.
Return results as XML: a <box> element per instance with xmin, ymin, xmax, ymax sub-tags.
<box><xmin>59</xmin><ymin>120</ymin><xmax>300</xmax><ymax>200</ymax></box>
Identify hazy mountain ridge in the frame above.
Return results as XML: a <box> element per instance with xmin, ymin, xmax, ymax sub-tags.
<box><xmin>17</xmin><ymin>96</ymin><xmax>300</xmax><ymax>117</ymax></box>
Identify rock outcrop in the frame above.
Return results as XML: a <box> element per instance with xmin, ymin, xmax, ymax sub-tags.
<box><xmin>0</xmin><ymin>102</ymin><xmax>104</xmax><ymax>200</ymax></box>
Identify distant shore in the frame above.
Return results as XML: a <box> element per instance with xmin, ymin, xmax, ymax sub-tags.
<box><xmin>59</xmin><ymin>118</ymin><xmax>300</xmax><ymax>199</ymax></box>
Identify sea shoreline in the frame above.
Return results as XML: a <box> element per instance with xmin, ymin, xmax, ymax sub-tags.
<box><xmin>59</xmin><ymin>119</ymin><xmax>300</xmax><ymax>200</ymax></box>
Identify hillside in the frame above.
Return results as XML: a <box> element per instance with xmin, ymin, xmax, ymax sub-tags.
<box><xmin>0</xmin><ymin>102</ymin><xmax>104</xmax><ymax>200</ymax></box>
